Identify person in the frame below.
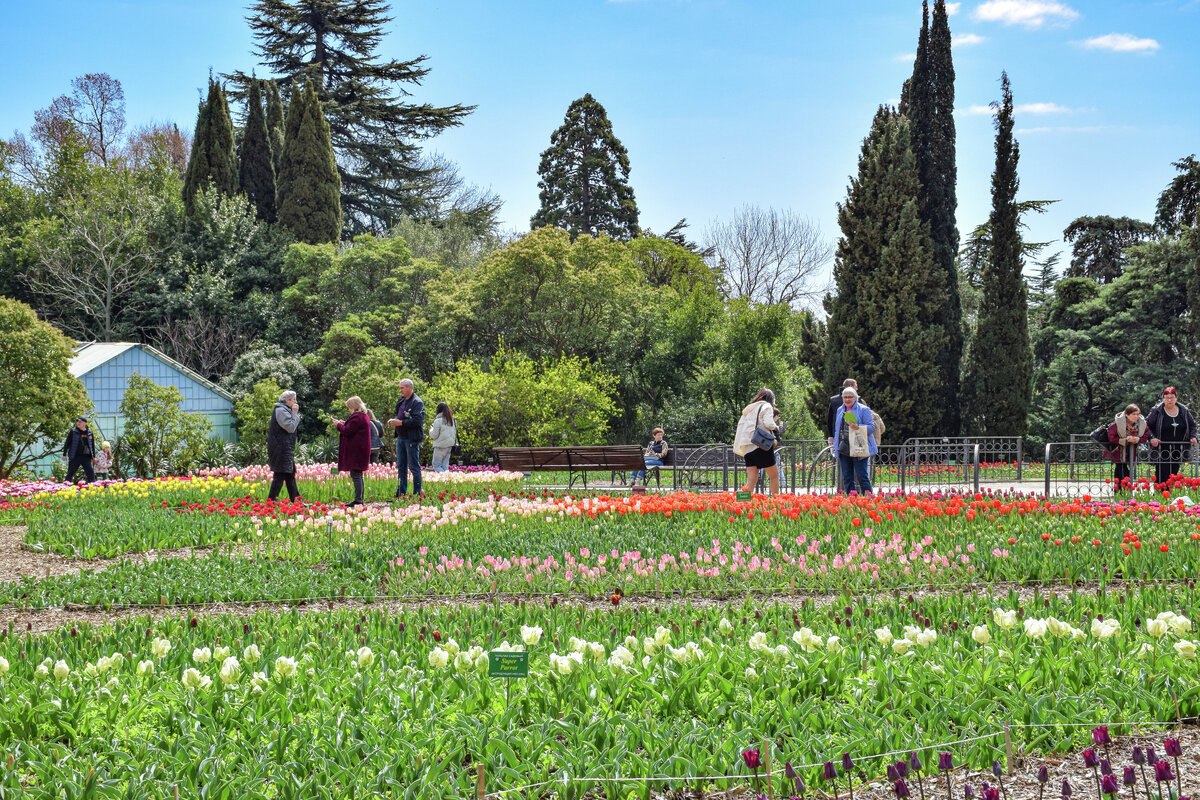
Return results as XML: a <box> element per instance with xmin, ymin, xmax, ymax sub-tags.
<box><xmin>1106</xmin><ymin>403</ymin><xmax>1149</xmax><ymax>491</ymax></box>
<box><xmin>733</xmin><ymin>388</ymin><xmax>781</xmax><ymax>495</ymax></box>
<box><xmin>387</xmin><ymin>378</ymin><xmax>425</xmax><ymax>497</ymax></box>
<box><xmin>831</xmin><ymin>387</ymin><xmax>878</xmax><ymax>496</ymax></box>
<box><xmin>267</xmin><ymin>390</ymin><xmax>302</xmax><ymax>501</ymax></box>
<box><xmin>825</xmin><ymin>378</ymin><xmax>857</xmax><ymax>449</ymax></box>
<box><xmin>61</xmin><ymin>417</ymin><xmax>96</xmax><ymax>483</ymax></box>
<box><xmin>334</xmin><ymin>396</ymin><xmax>372</xmax><ymax>507</ymax></box>
<box><xmin>367</xmin><ymin>409</ymin><xmax>385</xmax><ymax>464</ymax></box>
<box><xmin>773</xmin><ymin>408</ymin><xmax>786</xmax><ymax>468</ymax></box>
<box><xmin>1146</xmin><ymin>387</ymin><xmax>1198</xmax><ymax>486</ymax></box>
<box><xmin>93</xmin><ymin>441</ymin><xmax>113</xmax><ymax>481</ymax></box>
<box><xmin>631</xmin><ymin>427</ymin><xmax>669</xmax><ymax>485</ymax></box>
<box><xmin>428</xmin><ymin>402</ymin><xmax>458</xmax><ymax>473</ymax></box>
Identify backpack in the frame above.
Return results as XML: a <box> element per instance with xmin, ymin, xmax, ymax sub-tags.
<box><xmin>871</xmin><ymin>411</ymin><xmax>885</xmax><ymax>446</ymax></box>
<box><xmin>1090</xmin><ymin>423</ymin><xmax>1117</xmax><ymax>453</ymax></box>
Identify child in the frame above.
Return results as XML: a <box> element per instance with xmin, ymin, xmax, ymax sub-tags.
<box><xmin>94</xmin><ymin>441</ymin><xmax>113</xmax><ymax>480</ymax></box>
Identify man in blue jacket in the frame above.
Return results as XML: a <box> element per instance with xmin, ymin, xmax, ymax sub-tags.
<box><xmin>387</xmin><ymin>378</ymin><xmax>425</xmax><ymax>497</ymax></box>
<box><xmin>61</xmin><ymin>417</ymin><xmax>96</xmax><ymax>483</ymax></box>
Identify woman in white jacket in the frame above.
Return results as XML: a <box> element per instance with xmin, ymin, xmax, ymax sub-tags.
<box><xmin>732</xmin><ymin>387</ymin><xmax>780</xmax><ymax>495</ymax></box>
<box><xmin>428</xmin><ymin>402</ymin><xmax>458</xmax><ymax>472</ymax></box>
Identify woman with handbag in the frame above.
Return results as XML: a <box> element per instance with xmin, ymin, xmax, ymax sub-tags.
<box><xmin>831</xmin><ymin>387</ymin><xmax>877</xmax><ymax>496</ymax></box>
<box><xmin>733</xmin><ymin>388</ymin><xmax>781</xmax><ymax>495</ymax></box>
<box><xmin>1106</xmin><ymin>403</ymin><xmax>1149</xmax><ymax>491</ymax></box>
<box><xmin>428</xmin><ymin>402</ymin><xmax>458</xmax><ymax>473</ymax></box>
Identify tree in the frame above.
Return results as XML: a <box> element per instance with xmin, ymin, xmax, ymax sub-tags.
<box><xmin>963</xmin><ymin>73</ymin><xmax>1032</xmax><ymax>436</ymax></box>
<box><xmin>276</xmin><ymin>79</ymin><xmax>342</xmax><ymax>244</ymax></box>
<box><xmin>265</xmin><ymin>80</ymin><xmax>286</xmax><ymax>175</ymax></box>
<box><xmin>703</xmin><ymin>205</ymin><xmax>830</xmax><ymax>306</ymax></box>
<box><xmin>1062</xmin><ymin>215</ymin><xmax>1154</xmax><ymax>284</ymax></box>
<box><xmin>183</xmin><ymin>78</ymin><xmax>237</xmax><ymax>214</ymax></box>
<box><xmin>125</xmin><ymin>122</ymin><xmax>191</xmax><ymax>177</ymax></box>
<box><xmin>33</xmin><ymin>73</ymin><xmax>126</xmax><ymax>166</ymax></box>
<box><xmin>225</xmin><ymin>0</ymin><xmax>473</xmax><ymax>233</ymax></box>
<box><xmin>326</xmin><ymin>347</ymin><xmax>414</xmax><ymax>440</ymax></box>
<box><xmin>118</xmin><ymin>373</ymin><xmax>212</xmax><ymax>477</ymax></box>
<box><xmin>0</xmin><ymin>298</ymin><xmax>89</xmax><ymax>478</ymax></box>
<box><xmin>824</xmin><ymin>106</ymin><xmax>945</xmax><ymax>441</ymax></box>
<box><xmin>904</xmin><ymin>0</ymin><xmax>963</xmax><ymax>435</ymax></box>
<box><xmin>531</xmin><ymin>94</ymin><xmax>639</xmax><ymax>240</ymax></box>
<box><xmin>1155</xmin><ymin>155</ymin><xmax>1200</xmax><ymax>235</ymax></box>
<box><xmin>222</xmin><ymin>341</ymin><xmax>313</xmax><ymax>404</ymax></box>
<box><xmin>233</xmin><ymin>377</ymin><xmax>283</xmax><ymax>464</ymax></box>
<box><xmin>238</xmin><ymin>77</ymin><xmax>277</xmax><ymax>222</ymax></box>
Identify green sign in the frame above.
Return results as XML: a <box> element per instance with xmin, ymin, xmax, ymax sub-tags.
<box><xmin>487</xmin><ymin>650</ymin><xmax>528</xmax><ymax>678</ymax></box>
<box><xmin>735</xmin><ymin>490</ymin><xmax>751</xmax><ymax>502</ymax></box>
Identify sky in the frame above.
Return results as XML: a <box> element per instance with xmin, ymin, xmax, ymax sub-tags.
<box><xmin>2</xmin><ymin>0</ymin><xmax>1198</xmax><ymax>281</ymax></box>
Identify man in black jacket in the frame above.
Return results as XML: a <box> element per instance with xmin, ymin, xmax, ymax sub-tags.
<box><xmin>62</xmin><ymin>417</ymin><xmax>96</xmax><ymax>483</ymax></box>
<box><xmin>826</xmin><ymin>379</ymin><xmax>858</xmax><ymax>448</ymax></box>
<box><xmin>388</xmin><ymin>378</ymin><xmax>425</xmax><ymax>497</ymax></box>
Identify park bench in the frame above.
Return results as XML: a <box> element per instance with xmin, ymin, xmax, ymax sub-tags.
<box><xmin>495</xmin><ymin>445</ymin><xmax>646</xmax><ymax>489</ymax></box>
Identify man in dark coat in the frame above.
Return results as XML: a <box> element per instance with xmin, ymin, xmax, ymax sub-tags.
<box><xmin>387</xmin><ymin>378</ymin><xmax>425</xmax><ymax>497</ymax></box>
<box><xmin>62</xmin><ymin>417</ymin><xmax>96</xmax><ymax>483</ymax></box>
<box><xmin>267</xmin><ymin>390</ymin><xmax>302</xmax><ymax>501</ymax></box>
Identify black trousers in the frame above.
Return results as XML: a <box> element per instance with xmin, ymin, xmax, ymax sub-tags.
<box><xmin>1114</xmin><ymin>462</ymin><xmax>1132</xmax><ymax>490</ymax></box>
<box><xmin>350</xmin><ymin>470</ymin><xmax>365</xmax><ymax>504</ymax></box>
<box><xmin>66</xmin><ymin>456</ymin><xmax>95</xmax><ymax>483</ymax></box>
<box><xmin>269</xmin><ymin>471</ymin><xmax>300</xmax><ymax>501</ymax></box>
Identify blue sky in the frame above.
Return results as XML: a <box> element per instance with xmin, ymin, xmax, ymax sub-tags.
<box><xmin>3</xmin><ymin>0</ymin><xmax>1198</xmax><ymax>276</ymax></box>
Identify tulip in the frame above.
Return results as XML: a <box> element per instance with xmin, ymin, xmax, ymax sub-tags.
<box><xmin>1039</xmin><ymin>768</ymin><xmax>1050</xmax><ymax>784</ymax></box>
<box><xmin>824</xmin><ymin>762</ymin><xmax>838</xmax><ymax>781</ymax></box>
<box><xmin>1063</xmin><ymin>778</ymin><xmax>1072</xmax><ymax>799</ymax></box>
<box><xmin>1132</xmin><ymin>748</ymin><xmax>1146</xmax><ymax>765</ymax></box>
<box><xmin>912</xmin><ymin>753</ymin><xmax>924</xmax><ymax>773</ymax></box>
<box><xmin>1101</xmin><ymin>776</ymin><xmax>1118</xmax><ymax>796</ymax></box>
<box><xmin>1083</xmin><ymin>750</ymin><xmax>1100</xmax><ymax>769</ymax></box>
<box><xmin>743</xmin><ymin>749</ymin><xmax>762</xmax><ymax>770</ymax></box>
<box><xmin>1164</xmin><ymin>739</ymin><xmax>1182</xmax><ymax>758</ymax></box>
<box><xmin>983</xmin><ymin>788</ymin><xmax>1000</xmax><ymax>800</ymax></box>
<box><xmin>1154</xmin><ymin>761</ymin><xmax>1174</xmax><ymax>784</ymax></box>
<box><xmin>1123</xmin><ymin>768</ymin><xmax>1136</xmax><ymax>787</ymax></box>
<box><xmin>1092</xmin><ymin>727</ymin><xmax>1111</xmax><ymax>747</ymax></box>
<box><xmin>889</xmin><ymin>765</ymin><xmax>901</xmax><ymax>782</ymax></box>
<box><xmin>965</xmin><ymin>786</ymin><xmax>975</xmax><ymax>800</ymax></box>
<box><xmin>897</xmin><ymin>760</ymin><xmax>909</xmax><ymax>779</ymax></box>
<box><xmin>1100</xmin><ymin>760</ymin><xmax>1112</xmax><ymax>777</ymax></box>
<box><xmin>895</xmin><ymin>780</ymin><xmax>911</xmax><ymax>798</ymax></box>
<box><xmin>843</xmin><ymin>754</ymin><xmax>855</xmax><ymax>773</ymax></box>
<box><xmin>992</xmin><ymin>762</ymin><xmax>1003</xmax><ymax>779</ymax></box>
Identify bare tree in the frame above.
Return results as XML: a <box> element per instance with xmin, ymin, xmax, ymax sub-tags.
<box><xmin>32</xmin><ymin>73</ymin><xmax>126</xmax><ymax>166</ymax></box>
<box><xmin>150</xmin><ymin>314</ymin><xmax>255</xmax><ymax>380</ymax></box>
<box><xmin>23</xmin><ymin>172</ymin><xmax>166</xmax><ymax>340</ymax></box>
<box><xmin>125</xmin><ymin>121</ymin><xmax>192</xmax><ymax>177</ymax></box>
<box><xmin>704</xmin><ymin>205</ymin><xmax>832</xmax><ymax>307</ymax></box>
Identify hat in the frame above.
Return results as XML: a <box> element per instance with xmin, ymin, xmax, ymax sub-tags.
<box><xmin>75</xmin><ymin>416</ymin><xmax>88</xmax><ymax>422</ymax></box>
<box><xmin>101</xmin><ymin>441</ymin><xmax>111</xmax><ymax>449</ymax></box>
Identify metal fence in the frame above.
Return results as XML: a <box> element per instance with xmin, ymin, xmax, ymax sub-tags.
<box><xmin>1043</xmin><ymin>441</ymin><xmax>1200</xmax><ymax>497</ymax></box>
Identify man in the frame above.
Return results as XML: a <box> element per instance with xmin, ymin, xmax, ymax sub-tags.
<box><xmin>388</xmin><ymin>378</ymin><xmax>425</xmax><ymax>497</ymax></box>
<box><xmin>267</xmin><ymin>390</ymin><xmax>302</xmax><ymax>501</ymax></box>
<box><xmin>826</xmin><ymin>378</ymin><xmax>858</xmax><ymax>448</ymax></box>
<box><xmin>62</xmin><ymin>416</ymin><xmax>96</xmax><ymax>483</ymax></box>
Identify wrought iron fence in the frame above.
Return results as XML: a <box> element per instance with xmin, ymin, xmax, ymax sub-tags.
<box><xmin>1043</xmin><ymin>441</ymin><xmax>1199</xmax><ymax>497</ymax></box>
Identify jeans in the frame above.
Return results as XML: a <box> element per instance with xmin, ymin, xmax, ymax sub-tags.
<box><xmin>65</xmin><ymin>456</ymin><xmax>95</xmax><ymax>483</ymax></box>
<box><xmin>269</xmin><ymin>471</ymin><xmax>300</xmax><ymax>501</ymax></box>
<box><xmin>431</xmin><ymin>447</ymin><xmax>452</xmax><ymax>473</ymax></box>
<box><xmin>631</xmin><ymin>458</ymin><xmax>663</xmax><ymax>483</ymax></box>
<box><xmin>838</xmin><ymin>454</ymin><xmax>872</xmax><ymax>495</ymax></box>
<box><xmin>396</xmin><ymin>438</ymin><xmax>422</xmax><ymax>495</ymax></box>
<box><xmin>350</xmin><ymin>470</ymin><xmax>365</xmax><ymax>504</ymax></box>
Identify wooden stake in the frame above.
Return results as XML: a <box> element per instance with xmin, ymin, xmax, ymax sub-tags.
<box><xmin>476</xmin><ymin>764</ymin><xmax>485</xmax><ymax>800</ymax></box>
<box><xmin>763</xmin><ymin>738</ymin><xmax>772</xmax><ymax>799</ymax></box>
<box><xmin>1004</xmin><ymin>721</ymin><xmax>1014</xmax><ymax>768</ymax></box>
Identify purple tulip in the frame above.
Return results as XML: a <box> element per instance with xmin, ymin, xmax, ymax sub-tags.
<box><xmin>1155</xmin><ymin>761</ymin><xmax>1175</xmax><ymax>783</ymax></box>
<box><xmin>824</xmin><ymin>762</ymin><xmax>838</xmax><ymax>781</ymax></box>
<box><xmin>938</xmin><ymin>753</ymin><xmax>953</xmax><ymax>771</ymax></box>
<box><xmin>786</xmin><ymin>762</ymin><xmax>797</xmax><ymax>780</ymax></box>
<box><xmin>1100</xmin><ymin>760</ymin><xmax>1113</xmax><ymax>777</ymax></box>
<box><xmin>896</xmin><ymin>760</ymin><xmax>909</xmax><ymax>779</ymax></box>
<box><xmin>984</xmin><ymin>788</ymin><xmax>1000</xmax><ymax>800</ymax></box>
<box><xmin>743</xmin><ymin>749</ymin><xmax>762</xmax><ymax>770</ymax></box>
<box><xmin>992</xmin><ymin>761</ymin><xmax>1003</xmax><ymax>779</ymax></box>
<box><xmin>844</xmin><ymin>753</ymin><xmax>855</xmax><ymax>773</ymax></box>
<box><xmin>1101</xmin><ymin>776</ymin><xmax>1119</xmax><ymax>796</ymax></box>
<box><xmin>1123</xmin><ymin>767</ymin><xmax>1136</xmax><ymax>787</ymax></box>
<box><xmin>1093</xmin><ymin>727</ymin><xmax>1112</xmax><ymax>747</ymax></box>
<box><xmin>1063</xmin><ymin>778</ymin><xmax>1073</xmax><ymax>799</ymax></box>
<box><xmin>1164</xmin><ymin>738</ymin><xmax>1183</xmax><ymax>758</ymax></box>
<box><xmin>889</xmin><ymin>765</ymin><xmax>900</xmax><ymax>782</ymax></box>
<box><xmin>1083</xmin><ymin>749</ymin><xmax>1100</xmax><ymax>769</ymax></box>
<box><xmin>1146</xmin><ymin>749</ymin><xmax>1158</xmax><ymax>766</ymax></box>
<box><xmin>965</xmin><ymin>785</ymin><xmax>975</xmax><ymax>800</ymax></box>
<box><xmin>911</xmin><ymin>752</ymin><xmax>924</xmax><ymax>772</ymax></box>
<box><xmin>895</xmin><ymin>779</ymin><xmax>911</xmax><ymax>798</ymax></box>
<box><xmin>1038</xmin><ymin>767</ymin><xmax>1050</xmax><ymax>785</ymax></box>
<box><xmin>1132</xmin><ymin>747</ymin><xmax>1146</xmax><ymax>765</ymax></box>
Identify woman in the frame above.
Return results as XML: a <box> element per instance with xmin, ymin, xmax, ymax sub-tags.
<box><xmin>1106</xmin><ymin>403</ymin><xmax>1149</xmax><ymax>491</ymax></box>
<box><xmin>367</xmin><ymin>409</ymin><xmax>385</xmax><ymax>464</ymax></box>
<box><xmin>93</xmin><ymin>441</ymin><xmax>113</xmax><ymax>481</ymax></box>
<box><xmin>831</xmin><ymin>387</ymin><xmax>877</xmax><ymax>496</ymax></box>
<box><xmin>631</xmin><ymin>427</ymin><xmax>668</xmax><ymax>485</ymax></box>
<box><xmin>334</xmin><ymin>396</ymin><xmax>372</xmax><ymax>506</ymax></box>
<box><xmin>1146</xmin><ymin>387</ymin><xmax>1198</xmax><ymax>486</ymax></box>
<box><xmin>733</xmin><ymin>388</ymin><xmax>780</xmax><ymax>496</ymax></box>
<box><xmin>267</xmin><ymin>391</ymin><xmax>301</xmax><ymax>501</ymax></box>
<box><xmin>428</xmin><ymin>402</ymin><xmax>457</xmax><ymax>473</ymax></box>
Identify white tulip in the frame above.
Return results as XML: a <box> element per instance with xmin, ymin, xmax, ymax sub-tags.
<box><xmin>443</xmin><ymin>640</ymin><xmax>459</xmax><ymax>659</ymax></box>
<box><xmin>213</xmin><ymin>646</ymin><xmax>231</xmax><ymax>662</ymax></box>
<box><xmin>54</xmin><ymin>660</ymin><xmax>70</xmax><ymax>681</ymax></box>
<box><xmin>874</xmin><ymin>627</ymin><xmax>894</xmax><ymax>646</ymax></box>
<box><xmin>826</xmin><ymin>636</ymin><xmax>844</xmax><ymax>654</ymax></box>
<box><xmin>151</xmin><ymin>638</ymin><xmax>171</xmax><ymax>659</ymax></box>
<box><xmin>1023</xmin><ymin>618</ymin><xmax>1049</xmax><ymax>639</ymax></box>
<box><xmin>428</xmin><ymin>648</ymin><xmax>449</xmax><ymax>670</ymax></box>
<box><xmin>357</xmin><ymin>647</ymin><xmax>375</xmax><ymax>669</ymax></box>
<box><xmin>891</xmin><ymin>639</ymin><xmax>912</xmax><ymax>655</ymax></box>
<box><xmin>611</xmin><ymin>645</ymin><xmax>634</xmax><ymax>667</ymax></box>
<box><xmin>219</xmin><ymin>656</ymin><xmax>241</xmax><ymax>686</ymax></box>
<box><xmin>0</xmin><ymin>656</ymin><xmax>8</xmax><ymax>676</ymax></box>
<box><xmin>251</xmin><ymin>671</ymin><xmax>268</xmax><ymax>693</ymax></box>
<box><xmin>642</xmin><ymin>637</ymin><xmax>659</xmax><ymax>656</ymax></box>
<box><xmin>916</xmin><ymin>628</ymin><xmax>938</xmax><ymax>647</ymax></box>
<box><xmin>567</xmin><ymin>636</ymin><xmax>586</xmax><ymax>653</ymax></box>
<box><xmin>1168</xmin><ymin>615</ymin><xmax>1192</xmax><ymax>636</ymax></box>
<box><xmin>745</xmin><ymin>666</ymin><xmax>759</xmax><ymax>683</ymax></box>
<box><xmin>1147</xmin><ymin>618</ymin><xmax>1169</xmax><ymax>638</ymax></box>
<box><xmin>243</xmin><ymin>644</ymin><xmax>261</xmax><ymax>665</ymax></box>
<box><xmin>274</xmin><ymin>656</ymin><xmax>297</xmax><ymax>679</ymax></box>
<box><xmin>719</xmin><ymin>618</ymin><xmax>734</xmax><ymax>637</ymax></box>
<box><xmin>1174</xmin><ymin>640</ymin><xmax>1197</xmax><ymax>659</ymax></box>
<box><xmin>772</xmin><ymin>644</ymin><xmax>792</xmax><ymax>663</ymax></box>
<box><xmin>193</xmin><ymin>647</ymin><xmax>212</xmax><ymax>664</ymax></box>
<box><xmin>992</xmin><ymin>608</ymin><xmax>1018</xmax><ymax>630</ymax></box>
<box><xmin>181</xmin><ymin>667</ymin><xmax>204</xmax><ymax>690</ymax></box>
<box><xmin>623</xmin><ymin>635</ymin><xmax>638</xmax><ymax>652</ymax></box>
<box><xmin>972</xmin><ymin>625</ymin><xmax>991</xmax><ymax>645</ymax></box>
<box><xmin>588</xmin><ymin>642</ymin><xmax>606</xmax><ymax>663</ymax></box>
<box><xmin>136</xmin><ymin>660</ymin><xmax>155</xmax><ymax>677</ymax></box>
<box><xmin>454</xmin><ymin>652</ymin><xmax>474</xmax><ymax>673</ymax></box>
<box><xmin>654</xmin><ymin>626</ymin><xmax>671</xmax><ymax>647</ymax></box>
<box><xmin>1046</xmin><ymin>617</ymin><xmax>1070</xmax><ymax>638</ymax></box>
<box><xmin>748</xmin><ymin>631</ymin><xmax>770</xmax><ymax>653</ymax></box>
<box><xmin>903</xmin><ymin>624</ymin><xmax>922</xmax><ymax>643</ymax></box>
<box><xmin>521</xmin><ymin>626</ymin><xmax>543</xmax><ymax>646</ymax></box>
<box><xmin>34</xmin><ymin>664</ymin><xmax>49</xmax><ymax>682</ymax></box>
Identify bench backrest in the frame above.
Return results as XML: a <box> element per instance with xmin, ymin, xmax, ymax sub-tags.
<box><xmin>495</xmin><ymin>445</ymin><xmax>645</xmax><ymax>472</ymax></box>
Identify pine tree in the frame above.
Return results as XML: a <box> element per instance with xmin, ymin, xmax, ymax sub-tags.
<box><xmin>265</xmin><ymin>80</ymin><xmax>286</xmax><ymax>176</ymax></box>
<box><xmin>224</xmin><ymin>0</ymin><xmax>472</xmax><ymax>233</ymax></box>
<box><xmin>276</xmin><ymin>79</ymin><xmax>342</xmax><ymax>244</ymax></box>
<box><xmin>963</xmin><ymin>73</ymin><xmax>1031</xmax><ymax>436</ymax></box>
<box><xmin>531</xmin><ymin>94</ymin><xmax>639</xmax><ymax>240</ymax></box>
<box><xmin>238</xmin><ymin>77</ymin><xmax>276</xmax><ymax>222</ymax></box>
<box><xmin>825</xmin><ymin>107</ymin><xmax>946</xmax><ymax>441</ymax></box>
<box><xmin>183</xmin><ymin>78</ymin><xmax>237</xmax><ymax>214</ymax></box>
<box><xmin>905</xmin><ymin>0</ymin><xmax>962</xmax><ymax>435</ymax></box>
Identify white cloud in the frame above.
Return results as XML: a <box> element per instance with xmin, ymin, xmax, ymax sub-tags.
<box><xmin>894</xmin><ymin>52</ymin><xmax>917</xmax><ymax>63</ymax></box>
<box><xmin>973</xmin><ymin>0</ymin><xmax>1080</xmax><ymax>28</ymax></box>
<box><xmin>953</xmin><ymin>32</ymin><xmax>987</xmax><ymax>45</ymax></box>
<box><xmin>1015</xmin><ymin>125</ymin><xmax>1134</xmax><ymax>134</ymax></box>
<box><xmin>963</xmin><ymin>104</ymin><xmax>997</xmax><ymax>115</ymax></box>
<box><xmin>960</xmin><ymin>102</ymin><xmax>1077</xmax><ymax>115</ymax></box>
<box><xmin>946</xmin><ymin>3</ymin><xmax>962</xmax><ymax>15</ymax></box>
<box><xmin>1079</xmin><ymin>33</ymin><xmax>1160</xmax><ymax>52</ymax></box>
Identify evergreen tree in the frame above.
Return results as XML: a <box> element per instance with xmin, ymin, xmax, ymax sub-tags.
<box><xmin>1062</xmin><ymin>215</ymin><xmax>1154</xmax><ymax>284</ymax></box>
<box><xmin>225</xmin><ymin>0</ymin><xmax>473</xmax><ymax>233</ymax></box>
<box><xmin>963</xmin><ymin>73</ymin><xmax>1031</xmax><ymax>436</ymax></box>
<box><xmin>905</xmin><ymin>0</ymin><xmax>962</xmax><ymax>435</ymax></box>
<box><xmin>276</xmin><ymin>79</ymin><xmax>342</xmax><ymax>244</ymax></box>
<box><xmin>531</xmin><ymin>94</ymin><xmax>639</xmax><ymax>240</ymax></box>
<box><xmin>183</xmin><ymin>78</ymin><xmax>237</xmax><ymax>214</ymax></box>
<box><xmin>238</xmin><ymin>77</ymin><xmax>276</xmax><ymax>222</ymax></box>
<box><xmin>265</xmin><ymin>80</ymin><xmax>286</xmax><ymax>177</ymax></box>
<box><xmin>825</xmin><ymin>106</ymin><xmax>945</xmax><ymax>441</ymax></box>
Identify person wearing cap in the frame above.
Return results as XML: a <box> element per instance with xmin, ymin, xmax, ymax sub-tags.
<box><xmin>1146</xmin><ymin>387</ymin><xmax>1198</xmax><ymax>486</ymax></box>
<box><xmin>62</xmin><ymin>417</ymin><xmax>96</xmax><ymax>483</ymax></box>
<box><xmin>93</xmin><ymin>441</ymin><xmax>113</xmax><ymax>481</ymax></box>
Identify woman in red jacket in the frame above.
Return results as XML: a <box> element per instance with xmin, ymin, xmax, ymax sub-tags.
<box><xmin>334</xmin><ymin>396</ymin><xmax>372</xmax><ymax>506</ymax></box>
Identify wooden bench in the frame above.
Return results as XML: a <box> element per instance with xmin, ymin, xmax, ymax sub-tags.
<box><xmin>495</xmin><ymin>445</ymin><xmax>647</xmax><ymax>488</ymax></box>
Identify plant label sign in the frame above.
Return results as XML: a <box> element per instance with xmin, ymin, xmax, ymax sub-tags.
<box><xmin>488</xmin><ymin>651</ymin><xmax>528</xmax><ymax>678</ymax></box>
<box><xmin>735</xmin><ymin>490</ymin><xmax>751</xmax><ymax>502</ymax></box>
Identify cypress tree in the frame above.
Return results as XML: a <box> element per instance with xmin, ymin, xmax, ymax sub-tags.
<box><xmin>825</xmin><ymin>107</ymin><xmax>946</xmax><ymax>441</ymax></box>
<box><xmin>183</xmin><ymin>78</ymin><xmax>238</xmax><ymax>214</ymax></box>
<box><xmin>963</xmin><ymin>73</ymin><xmax>1031</xmax><ymax>436</ymax></box>
<box><xmin>238</xmin><ymin>77</ymin><xmax>276</xmax><ymax>222</ymax></box>
<box><xmin>265</xmin><ymin>80</ymin><xmax>286</xmax><ymax>177</ymax></box>
<box><xmin>532</xmin><ymin>93</ymin><xmax>639</xmax><ymax>240</ymax></box>
<box><xmin>905</xmin><ymin>0</ymin><xmax>962</xmax><ymax>435</ymax></box>
<box><xmin>276</xmin><ymin>79</ymin><xmax>342</xmax><ymax>244</ymax></box>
